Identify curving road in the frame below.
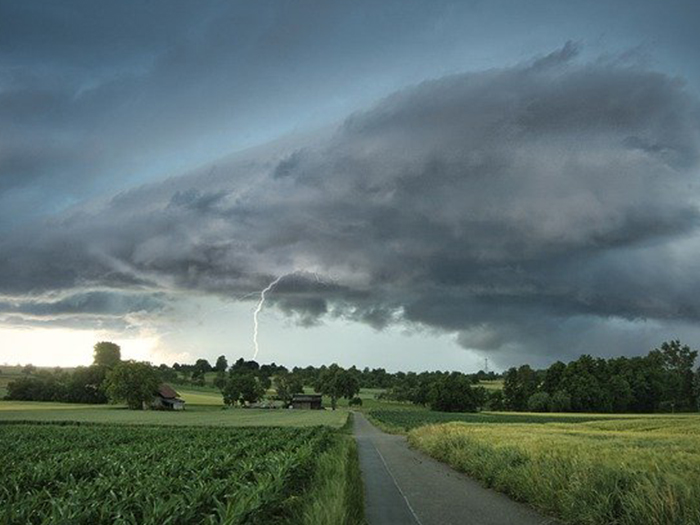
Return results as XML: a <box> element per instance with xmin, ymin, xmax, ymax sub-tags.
<box><xmin>353</xmin><ymin>412</ymin><xmax>558</xmax><ymax>525</ymax></box>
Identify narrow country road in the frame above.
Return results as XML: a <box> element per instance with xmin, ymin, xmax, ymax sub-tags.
<box><xmin>353</xmin><ymin>412</ymin><xmax>558</xmax><ymax>525</ymax></box>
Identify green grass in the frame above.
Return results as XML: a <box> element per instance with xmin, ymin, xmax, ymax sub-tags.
<box><xmin>177</xmin><ymin>388</ymin><xmax>224</xmax><ymax>405</ymax></box>
<box><xmin>367</xmin><ymin>408</ymin><xmax>620</xmax><ymax>433</ymax></box>
<box><xmin>477</xmin><ymin>379</ymin><xmax>503</xmax><ymax>391</ymax></box>
<box><xmin>367</xmin><ymin>407</ymin><xmax>700</xmax><ymax>434</ymax></box>
<box><xmin>297</xmin><ymin>415</ymin><xmax>365</xmax><ymax>525</ymax></box>
<box><xmin>1</xmin><ymin>423</ymin><xmax>341</xmax><ymax>524</ymax></box>
<box><xmin>0</xmin><ymin>401</ymin><xmax>101</xmax><ymax>411</ymax></box>
<box><xmin>0</xmin><ymin>401</ymin><xmax>349</xmax><ymax>428</ymax></box>
<box><xmin>409</xmin><ymin>416</ymin><xmax>700</xmax><ymax>525</ymax></box>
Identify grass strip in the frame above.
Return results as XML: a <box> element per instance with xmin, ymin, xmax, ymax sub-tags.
<box><xmin>297</xmin><ymin>413</ymin><xmax>366</xmax><ymax>525</ymax></box>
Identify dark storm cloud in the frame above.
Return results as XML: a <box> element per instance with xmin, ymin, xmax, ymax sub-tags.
<box><xmin>1</xmin><ymin>0</ymin><xmax>507</xmax><ymax>228</ymax></box>
<box><xmin>3</xmin><ymin>46</ymin><xmax>700</xmax><ymax>365</ymax></box>
<box><xmin>0</xmin><ymin>290</ymin><xmax>168</xmax><ymax>330</ymax></box>
<box><xmin>5</xmin><ymin>0</ymin><xmax>700</xmax><ymax>235</ymax></box>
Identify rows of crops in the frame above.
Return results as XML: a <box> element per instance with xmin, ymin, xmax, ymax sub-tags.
<box><xmin>409</xmin><ymin>417</ymin><xmax>700</xmax><ymax>525</ymax></box>
<box><xmin>1</xmin><ymin>423</ymin><xmax>334</xmax><ymax>524</ymax></box>
<box><xmin>368</xmin><ymin>409</ymin><xmax>617</xmax><ymax>432</ymax></box>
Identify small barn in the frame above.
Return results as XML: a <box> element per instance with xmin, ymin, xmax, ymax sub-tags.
<box><xmin>152</xmin><ymin>384</ymin><xmax>186</xmax><ymax>411</ymax></box>
<box><xmin>291</xmin><ymin>394</ymin><xmax>323</xmax><ymax>410</ymax></box>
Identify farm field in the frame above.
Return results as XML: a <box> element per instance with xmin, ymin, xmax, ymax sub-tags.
<box><xmin>366</xmin><ymin>408</ymin><xmax>628</xmax><ymax>433</ymax></box>
<box><xmin>409</xmin><ymin>416</ymin><xmax>700</xmax><ymax>525</ymax></box>
<box><xmin>0</xmin><ymin>422</ymin><xmax>362</xmax><ymax>525</ymax></box>
<box><xmin>476</xmin><ymin>379</ymin><xmax>504</xmax><ymax>390</ymax></box>
<box><xmin>0</xmin><ymin>401</ymin><xmax>349</xmax><ymax>428</ymax></box>
<box><xmin>177</xmin><ymin>387</ymin><xmax>224</xmax><ymax>405</ymax></box>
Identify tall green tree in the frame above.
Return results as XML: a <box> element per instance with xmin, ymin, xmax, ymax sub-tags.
<box><xmin>193</xmin><ymin>358</ymin><xmax>212</xmax><ymax>374</ymax></box>
<box><xmin>656</xmin><ymin>340</ymin><xmax>698</xmax><ymax>411</ymax></box>
<box><xmin>694</xmin><ymin>367</ymin><xmax>700</xmax><ymax>411</ymax></box>
<box><xmin>541</xmin><ymin>361</ymin><xmax>565</xmax><ymax>394</ymax></box>
<box><xmin>316</xmin><ymin>364</ymin><xmax>360</xmax><ymax>410</ymax></box>
<box><xmin>93</xmin><ymin>342</ymin><xmax>121</xmax><ymax>368</ymax></box>
<box><xmin>503</xmin><ymin>365</ymin><xmax>538</xmax><ymax>411</ymax></box>
<box><xmin>214</xmin><ymin>355</ymin><xmax>228</xmax><ymax>372</ymax></box>
<box><xmin>222</xmin><ymin>372</ymin><xmax>265</xmax><ymax>406</ymax></box>
<box><xmin>104</xmin><ymin>361</ymin><xmax>160</xmax><ymax>410</ymax></box>
<box><xmin>213</xmin><ymin>370</ymin><xmax>226</xmax><ymax>390</ymax></box>
<box><xmin>274</xmin><ymin>372</ymin><xmax>304</xmax><ymax>404</ymax></box>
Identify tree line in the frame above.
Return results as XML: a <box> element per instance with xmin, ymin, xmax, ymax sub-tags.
<box><xmin>6</xmin><ymin>339</ymin><xmax>699</xmax><ymax>413</ymax></box>
<box><xmin>502</xmin><ymin>340</ymin><xmax>699</xmax><ymax>413</ymax></box>
<box><xmin>4</xmin><ymin>346</ymin><xmax>362</xmax><ymax>410</ymax></box>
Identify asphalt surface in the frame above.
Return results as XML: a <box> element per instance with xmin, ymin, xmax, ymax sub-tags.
<box><xmin>353</xmin><ymin>412</ymin><xmax>558</xmax><ymax>525</ymax></box>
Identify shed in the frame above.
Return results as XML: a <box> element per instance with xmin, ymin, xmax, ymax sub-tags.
<box><xmin>152</xmin><ymin>383</ymin><xmax>186</xmax><ymax>410</ymax></box>
<box><xmin>291</xmin><ymin>394</ymin><xmax>323</xmax><ymax>410</ymax></box>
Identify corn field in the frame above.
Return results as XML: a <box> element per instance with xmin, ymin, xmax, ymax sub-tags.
<box><xmin>0</xmin><ymin>423</ymin><xmax>335</xmax><ymax>524</ymax></box>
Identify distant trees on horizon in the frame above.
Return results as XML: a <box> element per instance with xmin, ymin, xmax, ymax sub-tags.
<box><xmin>5</xmin><ymin>339</ymin><xmax>700</xmax><ymax>414</ymax></box>
<box><xmin>502</xmin><ymin>340</ymin><xmax>699</xmax><ymax>414</ymax></box>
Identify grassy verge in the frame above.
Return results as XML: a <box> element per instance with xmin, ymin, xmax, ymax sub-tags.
<box><xmin>409</xmin><ymin>417</ymin><xmax>700</xmax><ymax>525</ymax></box>
<box><xmin>297</xmin><ymin>414</ymin><xmax>365</xmax><ymax>525</ymax></box>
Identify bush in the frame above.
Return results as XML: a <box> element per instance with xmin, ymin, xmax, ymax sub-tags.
<box><xmin>527</xmin><ymin>392</ymin><xmax>551</xmax><ymax>412</ymax></box>
<box><xmin>348</xmin><ymin>397</ymin><xmax>363</xmax><ymax>407</ymax></box>
<box><xmin>486</xmin><ymin>390</ymin><xmax>505</xmax><ymax>411</ymax></box>
<box><xmin>550</xmin><ymin>390</ymin><xmax>572</xmax><ymax>412</ymax></box>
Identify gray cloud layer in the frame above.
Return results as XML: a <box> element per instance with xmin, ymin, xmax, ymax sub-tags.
<box><xmin>3</xmin><ymin>47</ymin><xmax>700</xmax><ymax>365</ymax></box>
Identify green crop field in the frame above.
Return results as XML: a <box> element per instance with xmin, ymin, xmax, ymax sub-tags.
<box><xmin>0</xmin><ymin>401</ymin><xmax>349</xmax><ymax>428</ymax></box>
<box><xmin>409</xmin><ymin>416</ymin><xmax>700</xmax><ymax>525</ymax></box>
<box><xmin>0</xmin><ymin>422</ymin><xmax>362</xmax><ymax>524</ymax></box>
<box><xmin>366</xmin><ymin>408</ymin><xmax>629</xmax><ymax>433</ymax></box>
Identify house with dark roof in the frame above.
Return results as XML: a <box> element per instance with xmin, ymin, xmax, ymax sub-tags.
<box><xmin>152</xmin><ymin>384</ymin><xmax>186</xmax><ymax>410</ymax></box>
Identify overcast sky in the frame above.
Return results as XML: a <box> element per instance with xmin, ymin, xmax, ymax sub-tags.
<box><xmin>1</xmin><ymin>0</ymin><xmax>700</xmax><ymax>371</ymax></box>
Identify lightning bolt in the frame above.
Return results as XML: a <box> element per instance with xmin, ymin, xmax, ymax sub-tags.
<box><xmin>251</xmin><ymin>270</ymin><xmax>336</xmax><ymax>360</ymax></box>
<box><xmin>252</xmin><ymin>275</ymin><xmax>286</xmax><ymax>360</ymax></box>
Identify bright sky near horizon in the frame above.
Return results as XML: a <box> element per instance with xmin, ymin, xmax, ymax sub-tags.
<box><xmin>2</xmin><ymin>1</ymin><xmax>700</xmax><ymax>371</ymax></box>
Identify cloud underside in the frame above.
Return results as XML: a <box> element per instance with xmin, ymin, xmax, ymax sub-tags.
<box><xmin>3</xmin><ymin>46</ymin><xmax>700</xmax><ymax>365</ymax></box>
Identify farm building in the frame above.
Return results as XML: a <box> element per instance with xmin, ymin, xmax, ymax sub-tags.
<box><xmin>152</xmin><ymin>384</ymin><xmax>185</xmax><ymax>410</ymax></box>
<box><xmin>291</xmin><ymin>394</ymin><xmax>323</xmax><ymax>410</ymax></box>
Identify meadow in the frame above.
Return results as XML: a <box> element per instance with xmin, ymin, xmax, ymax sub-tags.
<box><xmin>0</xmin><ymin>400</ymin><xmax>349</xmax><ymax>428</ymax></box>
<box><xmin>409</xmin><ymin>416</ymin><xmax>700</xmax><ymax>525</ymax></box>
<box><xmin>0</xmin><ymin>422</ymin><xmax>362</xmax><ymax>525</ymax></box>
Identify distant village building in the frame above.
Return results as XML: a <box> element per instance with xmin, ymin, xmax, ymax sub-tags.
<box><xmin>152</xmin><ymin>384</ymin><xmax>186</xmax><ymax>410</ymax></box>
<box><xmin>291</xmin><ymin>394</ymin><xmax>323</xmax><ymax>410</ymax></box>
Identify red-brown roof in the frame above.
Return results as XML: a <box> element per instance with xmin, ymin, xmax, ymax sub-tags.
<box><xmin>157</xmin><ymin>383</ymin><xmax>179</xmax><ymax>399</ymax></box>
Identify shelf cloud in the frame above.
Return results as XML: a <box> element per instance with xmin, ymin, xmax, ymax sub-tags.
<box><xmin>2</xmin><ymin>44</ymin><xmax>700</xmax><ymax>365</ymax></box>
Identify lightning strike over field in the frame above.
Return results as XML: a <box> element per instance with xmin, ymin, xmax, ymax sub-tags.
<box><xmin>252</xmin><ymin>275</ymin><xmax>285</xmax><ymax>359</ymax></box>
<box><xmin>250</xmin><ymin>271</ymin><xmax>332</xmax><ymax>359</ymax></box>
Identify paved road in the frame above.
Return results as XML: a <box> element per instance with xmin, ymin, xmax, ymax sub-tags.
<box><xmin>353</xmin><ymin>412</ymin><xmax>558</xmax><ymax>525</ymax></box>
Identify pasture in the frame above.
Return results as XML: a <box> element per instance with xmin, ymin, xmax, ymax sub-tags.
<box><xmin>0</xmin><ymin>400</ymin><xmax>348</xmax><ymax>428</ymax></box>
<box><xmin>409</xmin><ymin>416</ymin><xmax>700</xmax><ymax>525</ymax></box>
<box><xmin>0</xmin><ymin>423</ymin><xmax>362</xmax><ymax>524</ymax></box>
<box><xmin>476</xmin><ymin>379</ymin><xmax>504</xmax><ymax>391</ymax></box>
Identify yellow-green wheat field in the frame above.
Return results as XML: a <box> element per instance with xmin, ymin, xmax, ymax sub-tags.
<box><xmin>408</xmin><ymin>417</ymin><xmax>700</xmax><ymax>525</ymax></box>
